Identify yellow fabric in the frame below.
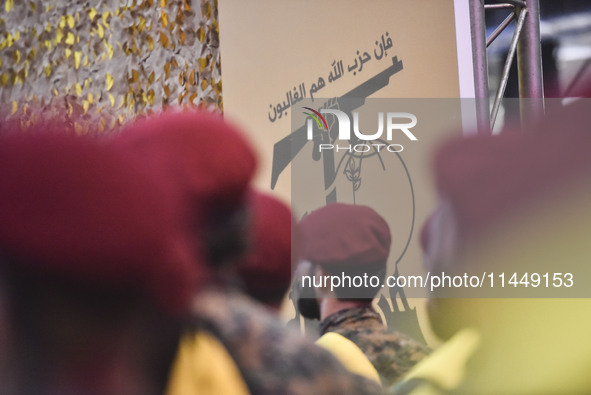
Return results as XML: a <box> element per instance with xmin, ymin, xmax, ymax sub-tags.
<box><xmin>316</xmin><ymin>331</ymin><xmax>382</xmax><ymax>385</ymax></box>
<box><xmin>402</xmin><ymin>328</ymin><xmax>480</xmax><ymax>391</ymax></box>
<box><xmin>462</xmin><ymin>299</ymin><xmax>591</xmax><ymax>394</ymax></box>
<box><xmin>166</xmin><ymin>331</ymin><xmax>249</xmax><ymax>395</ymax></box>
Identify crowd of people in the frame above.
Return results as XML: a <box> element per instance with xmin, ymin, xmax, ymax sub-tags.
<box><xmin>0</xmin><ymin>92</ymin><xmax>590</xmax><ymax>394</ymax></box>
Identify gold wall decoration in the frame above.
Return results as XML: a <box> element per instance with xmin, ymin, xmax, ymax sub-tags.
<box><xmin>0</xmin><ymin>0</ymin><xmax>222</xmax><ymax>133</ymax></box>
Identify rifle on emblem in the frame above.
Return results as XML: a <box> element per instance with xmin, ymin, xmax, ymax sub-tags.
<box><xmin>271</xmin><ymin>56</ymin><xmax>404</xmax><ymax>189</ymax></box>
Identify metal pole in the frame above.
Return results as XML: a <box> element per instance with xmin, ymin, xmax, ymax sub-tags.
<box><xmin>486</xmin><ymin>12</ymin><xmax>515</xmax><ymax>47</ymax></box>
<box><xmin>490</xmin><ymin>9</ymin><xmax>527</xmax><ymax>131</ymax></box>
<box><xmin>470</xmin><ymin>0</ymin><xmax>491</xmax><ymax>134</ymax></box>
<box><xmin>485</xmin><ymin>3</ymin><xmax>520</xmax><ymax>10</ymax></box>
<box><xmin>517</xmin><ymin>0</ymin><xmax>544</xmax><ymax>125</ymax></box>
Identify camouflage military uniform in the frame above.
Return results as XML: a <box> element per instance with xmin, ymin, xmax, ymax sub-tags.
<box><xmin>319</xmin><ymin>305</ymin><xmax>430</xmax><ymax>386</ymax></box>
<box><xmin>190</xmin><ymin>289</ymin><xmax>383</xmax><ymax>395</ymax></box>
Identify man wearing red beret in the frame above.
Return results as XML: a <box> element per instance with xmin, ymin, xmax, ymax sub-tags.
<box><xmin>0</xmin><ymin>129</ymin><xmax>200</xmax><ymax>394</ymax></box>
<box><xmin>117</xmin><ymin>110</ymin><xmax>383</xmax><ymax>395</ymax></box>
<box><xmin>115</xmin><ymin>109</ymin><xmax>258</xmax><ymax>272</ymax></box>
<box><xmin>231</xmin><ymin>190</ymin><xmax>298</xmax><ymax>310</ymax></box>
<box><xmin>394</xmin><ymin>98</ymin><xmax>591</xmax><ymax>394</ymax></box>
<box><xmin>295</xmin><ymin>203</ymin><xmax>430</xmax><ymax>387</ymax></box>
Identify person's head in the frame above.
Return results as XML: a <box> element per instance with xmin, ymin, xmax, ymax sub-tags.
<box><xmin>423</xmin><ymin>99</ymin><xmax>591</xmax><ymax>340</ymax></box>
<box><xmin>231</xmin><ymin>191</ymin><xmax>298</xmax><ymax>310</ymax></box>
<box><xmin>114</xmin><ymin>109</ymin><xmax>258</xmax><ymax>270</ymax></box>
<box><xmin>294</xmin><ymin>203</ymin><xmax>391</xmax><ymax>319</ymax></box>
<box><xmin>0</xmin><ymin>129</ymin><xmax>201</xmax><ymax>393</ymax></box>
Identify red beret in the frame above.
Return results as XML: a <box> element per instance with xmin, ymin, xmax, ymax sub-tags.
<box><xmin>433</xmin><ymin>99</ymin><xmax>591</xmax><ymax>243</ymax></box>
<box><xmin>0</xmin><ymin>130</ymin><xmax>202</xmax><ymax>315</ymax></box>
<box><xmin>115</xmin><ymin>110</ymin><xmax>257</xmax><ymax>212</ymax></box>
<box><xmin>299</xmin><ymin>203</ymin><xmax>391</xmax><ymax>266</ymax></box>
<box><xmin>234</xmin><ymin>191</ymin><xmax>297</xmax><ymax>305</ymax></box>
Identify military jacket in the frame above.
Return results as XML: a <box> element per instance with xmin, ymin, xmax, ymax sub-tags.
<box><xmin>319</xmin><ymin>305</ymin><xmax>430</xmax><ymax>386</ymax></box>
<box><xmin>190</xmin><ymin>290</ymin><xmax>383</xmax><ymax>395</ymax></box>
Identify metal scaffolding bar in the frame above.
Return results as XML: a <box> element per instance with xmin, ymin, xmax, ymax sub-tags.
<box><xmin>485</xmin><ymin>4</ymin><xmax>517</xmax><ymax>10</ymax></box>
<box><xmin>470</xmin><ymin>0</ymin><xmax>491</xmax><ymax>134</ymax></box>
<box><xmin>469</xmin><ymin>0</ymin><xmax>544</xmax><ymax>131</ymax></box>
<box><xmin>486</xmin><ymin>12</ymin><xmax>516</xmax><ymax>47</ymax></box>
<box><xmin>504</xmin><ymin>0</ymin><xmax>527</xmax><ymax>8</ymax></box>
<box><xmin>486</xmin><ymin>0</ymin><xmax>526</xmax><ymax>8</ymax></box>
<box><xmin>491</xmin><ymin>8</ymin><xmax>528</xmax><ymax>130</ymax></box>
<box><xmin>517</xmin><ymin>0</ymin><xmax>545</xmax><ymax>124</ymax></box>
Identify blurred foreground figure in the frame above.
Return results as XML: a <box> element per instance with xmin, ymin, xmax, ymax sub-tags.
<box><xmin>0</xmin><ymin>130</ymin><xmax>199</xmax><ymax>394</ymax></box>
<box><xmin>116</xmin><ymin>110</ymin><xmax>257</xmax><ymax>273</ymax></box>
<box><xmin>232</xmin><ymin>190</ymin><xmax>297</xmax><ymax>310</ymax></box>
<box><xmin>117</xmin><ymin>111</ymin><xmax>383</xmax><ymax>394</ymax></box>
<box><xmin>394</xmin><ymin>99</ymin><xmax>591</xmax><ymax>394</ymax></box>
<box><xmin>295</xmin><ymin>203</ymin><xmax>430</xmax><ymax>387</ymax></box>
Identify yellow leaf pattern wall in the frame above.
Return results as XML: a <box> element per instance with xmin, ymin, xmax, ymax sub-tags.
<box><xmin>0</xmin><ymin>0</ymin><xmax>222</xmax><ymax>134</ymax></box>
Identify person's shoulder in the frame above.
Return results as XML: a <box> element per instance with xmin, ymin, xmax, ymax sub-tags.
<box><xmin>340</xmin><ymin>317</ymin><xmax>430</xmax><ymax>355</ymax></box>
<box><xmin>191</xmin><ymin>289</ymin><xmax>383</xmax><ymax>394</ymax></box>
<box><xmin>371</xmin><ymin>327</ymin><xmax>432</xmax><ymax>366</ymax></box>
<box><xmin>385</xmin><ymin>328</ymin><xmax>431</xmax><ymax>353</ymax></box>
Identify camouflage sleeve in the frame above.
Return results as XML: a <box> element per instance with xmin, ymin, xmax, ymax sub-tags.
<box><xmin>322</xmin><ymin>308</ymin><xmax>431</xmax><ymax>386</ymax></box>
<box><xmin>359</xmin><ymin>332</ymin><xmax>431</xmax><ymax>386</ymax></box>
<box><xmin>191</xmin><ymin>290</ymin><xmax>384</xmax><ymax>395</ymax></box>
